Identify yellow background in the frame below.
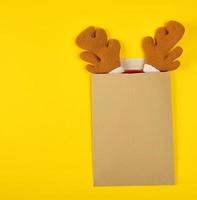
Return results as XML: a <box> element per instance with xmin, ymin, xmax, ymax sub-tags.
<box><xmin>0</xmin><ymin>0</ymin><xmax>196</xmax><ymax>199</ymax></box>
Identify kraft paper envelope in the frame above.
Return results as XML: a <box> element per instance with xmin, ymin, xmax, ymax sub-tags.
<box><xmin>91</xmin><ymin>68</ymin><xmax>174</xmax><ymax>186</ymax></box>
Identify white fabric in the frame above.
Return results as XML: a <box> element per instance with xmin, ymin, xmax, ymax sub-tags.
<box><xmin>143</xmin><ymin>64</ymin><xmax>160</xmax><ymax>73</ymax></box>
<box><xmin>109</xmin><ymin>66</ymin><xmax>124</xmax><ymax>74</ymax></box>
<box><xmin>108</xmin><ymin>60</ymin><xmax>160</xmax><ymax>74</ymax></box>
<box><xmin>120</xmin><ymin>58</ymin><xmax>144</xmax><ymax>70</ymax></box>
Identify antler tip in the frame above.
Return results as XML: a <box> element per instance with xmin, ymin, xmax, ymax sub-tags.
<box><xmin>75</xmin><ymin>26</ymin><xmax>96</xmax><ymax>46</ymax></box>
<box><xmin>166</xmin><ymin>20</ymin><xmax>185</xmax><ymax>33</ymax></box>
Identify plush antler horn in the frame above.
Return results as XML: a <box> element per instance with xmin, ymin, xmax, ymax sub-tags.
<box><xmin>76</xmin><ymin>26</ymin><xmax>121</xmax><ymax>73</ymax></box>
<box><xmin>142</xmin><ymin>21</ymin><xmax>185</xmax><ymax>71</ymax></box>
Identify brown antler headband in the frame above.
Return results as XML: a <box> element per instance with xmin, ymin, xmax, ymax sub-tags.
<box><xmin>76</xmin><ymin>26</ymin><xmax>121</xmax><ymax>73</ymax></box>
<box><xmin>142</xmin><ymin>21</ymin><xmax>185</xmax><ymax>71</ymax></box>
<box><xmin>76</xmin><ymin>21</ymin><xmax>185</xmax><ymax>74</ymax></box>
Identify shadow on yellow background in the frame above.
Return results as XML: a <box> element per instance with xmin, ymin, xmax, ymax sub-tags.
<box><xmin>0</xmin><ymin>0</ymin><xmax>197</xmax><ymax>199</ymax></box>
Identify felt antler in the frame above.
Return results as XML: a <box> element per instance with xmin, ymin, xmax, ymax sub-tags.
<box><xmin>142</xmin><ymin>21</ymin><xmax>185</xmax><ymax>71</ymax></box>
<box><xmin>76</xmin><ymin>26</ymin><xmax>121</xmax><ymax>73</ymax></box>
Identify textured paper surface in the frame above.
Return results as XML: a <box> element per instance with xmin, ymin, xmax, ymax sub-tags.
<box><xmin>91</xmin><ymin>72</ymin><xmax>174</xmax><ymax>186</ymax></box>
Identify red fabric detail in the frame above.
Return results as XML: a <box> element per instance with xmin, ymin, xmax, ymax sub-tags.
<box><xmin>123</xmin><ymin>69</ymin><xmax>144</xmax><ymax>74</ymax></box>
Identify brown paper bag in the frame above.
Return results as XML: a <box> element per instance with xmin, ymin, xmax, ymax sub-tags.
<box><xmin>91</xmin><ymin>68</ymin><xmax>174</xmax><ymax>186</ymax></box>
